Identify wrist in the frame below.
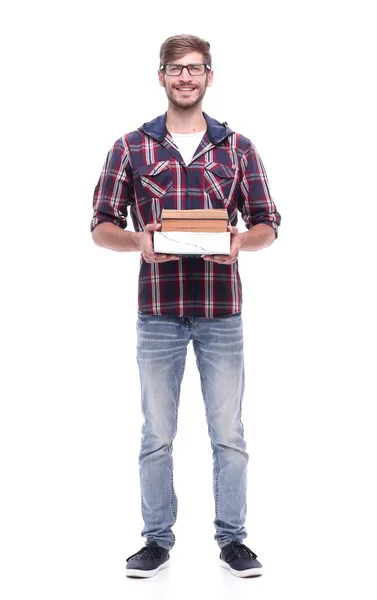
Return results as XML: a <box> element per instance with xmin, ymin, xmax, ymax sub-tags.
<box><xmin>134</xmin><ymin>231</ymin><xmax>143</xmax><ymax>251</ymax></box>
<box><xmin>239</xmin><ymin>224</ymin><xmax>275</xmax><ymax>252</ymax></box>
<box><xmin>238</xmin><ymin>231</ymin><xmax>247</xmax><ymax>250</ymax></box>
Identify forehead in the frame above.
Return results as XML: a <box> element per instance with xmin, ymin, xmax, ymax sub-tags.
<box><xmin>169</xmin><ymin>51</ymin><xmax>205</xmax><ymax>64</ymax></box>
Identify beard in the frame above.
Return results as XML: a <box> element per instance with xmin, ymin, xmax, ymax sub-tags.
<box><xmin>164</xmin><ymin>83</ymin><xmax>207</xmax><ymax>110</ymax></box>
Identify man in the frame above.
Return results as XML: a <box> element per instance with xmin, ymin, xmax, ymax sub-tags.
<box><xmin>91</xmin><ymin>34</ymin><xmax>281</xmax><ymax>578</ymax></box>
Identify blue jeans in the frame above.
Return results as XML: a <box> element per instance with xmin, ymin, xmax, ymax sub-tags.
<box><xmin>136</xmin><ymin>312</ymin><xmax>249</xmax><ymax>550</ymax></box>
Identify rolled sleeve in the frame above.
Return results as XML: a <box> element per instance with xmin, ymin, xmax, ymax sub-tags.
<box><xmin>91</xmin><ymin>137</ymin><xmax>134</xmax><ymax>233</ymax></box>
<box><xmin>238</xmin><ymin>144</ymin><xmax>281</xmax><ymax>237</ymax></box>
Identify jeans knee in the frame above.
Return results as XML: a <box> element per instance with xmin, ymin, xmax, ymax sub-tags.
<box><xmin>211</xmin><ymin>426</ymin><xmax>247</xmax><ymax>453</ymax></box>
<box><xmin>141</xmin><ymin>421</ymin><xmax>176</xmax><ymax>452</ymax></box>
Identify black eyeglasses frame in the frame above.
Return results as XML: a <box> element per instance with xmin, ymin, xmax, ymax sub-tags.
<box><xmin>160</xmin><ymin>63</ymin><xmax>211</xmax><ymax>76</ymax></box>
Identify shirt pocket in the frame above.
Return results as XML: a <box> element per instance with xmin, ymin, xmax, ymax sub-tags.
<box><xmin>135</xmin><ymin>161</ymin><xmax>173</xmax><ymax>199</ymax></box>
<box><xmin>133</xmin><ymin>161</ymin><xmax>173</xmax><ymax>223</ymax></box>
<box><xmin>204</xmin><ymin>162</ymin><xmax>237</xmax><ymax>208</ymax></box>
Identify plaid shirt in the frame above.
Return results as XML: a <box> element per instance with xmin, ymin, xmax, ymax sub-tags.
<box><xmin>91</xmin><ymin>112</ymin><xmax>281</xmax><ymax>317</ymax></box>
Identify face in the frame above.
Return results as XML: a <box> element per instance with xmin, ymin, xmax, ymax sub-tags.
<box><xmin>158</xmin><ymin>51</ymin><xmax>214</xmax><ymax>110</ymax></box>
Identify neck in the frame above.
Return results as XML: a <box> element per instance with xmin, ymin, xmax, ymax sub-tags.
<box><xmin>166</xmin><ymin>103</ymin><xmax>207</xmax><ymax>134</ymax></box>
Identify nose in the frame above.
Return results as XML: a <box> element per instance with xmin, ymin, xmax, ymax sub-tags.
<box><xmin>178</xmin><ymin>66</ymin><xmax>192</xmax><ymax>81</ymax></box>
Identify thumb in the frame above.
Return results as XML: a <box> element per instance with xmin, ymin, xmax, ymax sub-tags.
<box><xmin>144</xmin><ymin>222</ymin><xmax>162</xmax><ymax>232</ymax></box>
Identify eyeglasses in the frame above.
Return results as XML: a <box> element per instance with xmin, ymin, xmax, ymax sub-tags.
<box><xmin>160</xmin><ymin>63</ymin><xmax>210</xmax><ymax>76</ymax></box>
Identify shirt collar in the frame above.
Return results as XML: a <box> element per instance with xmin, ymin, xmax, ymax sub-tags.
<box><xmin>139</xmin><ymin>112</ymin><xmax>234</xmax><ymax>145</ymax></box>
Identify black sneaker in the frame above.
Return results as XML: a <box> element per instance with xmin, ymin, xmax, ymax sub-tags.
<box><xmin>220</xmin><ymin>541</ymin><xmax>263</xmax><ymax>577</ymax></box>
<box><xmin>126</xmin><ymin>541</ymin><xmax>170</xmax><ymax>578</ymax></box>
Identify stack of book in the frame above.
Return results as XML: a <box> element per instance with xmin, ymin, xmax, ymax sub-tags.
<box><xmin>161</xmin><ymin>209</ymin><xmax>228</xmax><ymax>232</ymax></box>
<box><xmin>153</xmin><ymin>209</ymin><xmax>230</xmax><ymax>256</ymax></box>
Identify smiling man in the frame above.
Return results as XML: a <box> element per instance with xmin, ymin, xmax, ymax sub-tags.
<box><xmin>160</xmin><ymin>52</ymin><xmax>212</xmax><ymax>111</ymax></box>
<box><xmin>91</xmin><ymin>34</ymin><xmax>281</xmax><ymax>579</ymax></box>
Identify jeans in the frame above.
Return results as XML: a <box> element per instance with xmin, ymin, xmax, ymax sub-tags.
<box><xmin>136</xmin><ymin>312</ymin><xmax>249</xmax><ymax>550</ymax></box>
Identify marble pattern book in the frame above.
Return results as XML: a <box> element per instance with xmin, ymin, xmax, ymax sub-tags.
<box><xmin>153</xmin><ymin>231</ymin><xmax>230</xmax><ymax>256</ymax></box>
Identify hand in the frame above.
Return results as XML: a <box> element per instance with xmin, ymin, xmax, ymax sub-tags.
<box><xmin>138</xmin><ymin>223</ymin><xmax>180</xmax><ymax>263</ymax></box>
<box><xmin>202</xmin><ymin>225</ymin><xmax>241</xmax><ymax>265</ymax></box>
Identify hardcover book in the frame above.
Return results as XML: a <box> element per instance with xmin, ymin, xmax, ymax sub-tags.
<box><xmin>154</xmin><ymin>209</ymin><xmax>230</xmax><ymax>255</ymax></box>
<box><xmin>161</xmin><ymin>208</ymin><xmax>228</xmax><ymax>232</ymax></box>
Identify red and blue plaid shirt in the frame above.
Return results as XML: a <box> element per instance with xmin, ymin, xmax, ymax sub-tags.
<box><xmin>91</xmin><ymin>112</ymin><xmax>281</xmax><ymax>317</ymax></box>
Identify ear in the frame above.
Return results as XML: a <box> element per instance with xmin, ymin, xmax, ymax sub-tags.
<box><xmin>206</xmin><ymin>69</ymin><xmax>214</xmax><ymax>88</ymax></box>
<box><xmin>158</xmin><ymin>69</ymin><xmax>165</xmax><ymax>87</ymax></box>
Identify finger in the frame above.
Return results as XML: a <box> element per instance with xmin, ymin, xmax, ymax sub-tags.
<box><xmin>150</xmin><ymin>254</ymin><xmax>166</xmax><ymax>261</ymax></box>
<box><xmin>143</xmin><ymin>252</ymin><xmax>165</xmax><ymax>261</ymax></box>
<box><xmin>148</xmin><ymin>254</ymin><xmax>180</xmax><ymax>263</ymax></box>
<box><xmin>153</xmin><ymin>253</ymin><xmax>179</xmax><ymax>260</ymax></box>
<box><xmin>145</xmin><ymin>221</ymin><xmax>161</xmax><ymax>228</ymax></box>
<box><xmin>214</xmin><ymin>254</ymin><xmax>233</xmax><ymax>261</ymax></box>
<box><xmin>145</xmin><ymin>223</ymin><xmax>162</xmax><ymax>233</ymax></box>
<box><xmin>203</xmin><ymin>256</ymin><xmax>227</xmax><ymax>263</ymax></box>
<box><xmin>159</xmin><ymin>257</ymin><xmax>180</xmax><ymax>262</ymax></box>
<box><xmin>203</xmin><ymin>255</ymin><xmax>236</xmax><ymax>264</ymax></box>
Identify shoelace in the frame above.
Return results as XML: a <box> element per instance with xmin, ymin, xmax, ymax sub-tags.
<box><xmin>224</xmin><ymin>541</ymin><xmax>257</xmax><ymax>562</ymax></box>
<box><xmin>126</xmin><ymin>541</ymin><xmax>163</xmax><ymax>563</ymax></box>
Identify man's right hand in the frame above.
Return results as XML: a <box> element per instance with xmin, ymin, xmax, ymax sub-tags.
<box><xmin>138</xmin><ymin>223</ymin><xmax>180</xmax><ymax>263</ymax></box>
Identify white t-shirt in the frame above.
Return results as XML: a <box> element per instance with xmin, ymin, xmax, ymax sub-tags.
<box><xmin>170</xmin><ymin>130</ymin><xmax>206</xmax><ymax>165</ymax></box>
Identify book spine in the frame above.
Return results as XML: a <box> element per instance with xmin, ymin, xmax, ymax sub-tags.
<box><xmin>163</xmin><ymin>221</ymin><xmax>227</xmax><ymax>232</ymax></box>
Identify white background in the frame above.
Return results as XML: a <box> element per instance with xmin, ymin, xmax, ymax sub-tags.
<box><xmin>1</xmin><ymin>1</ymin><xmax>376</xmax><ymax>598</ymax></box>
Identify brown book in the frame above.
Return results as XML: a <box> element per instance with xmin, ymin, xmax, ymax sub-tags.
<box><xmin>162</xmin><ymin>220</ymin><xmax>226</xmax><ymax>232</ymax></box>
<box><xmin>161</xmin><ymin>209</ymin><xmax>228</xmax><ymax>232</ymax></box>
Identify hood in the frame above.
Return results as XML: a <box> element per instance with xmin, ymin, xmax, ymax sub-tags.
<box><xmin>139</xmin><ymin>112</ymin><xmax>234</xmax><ymax>145</ymax></box>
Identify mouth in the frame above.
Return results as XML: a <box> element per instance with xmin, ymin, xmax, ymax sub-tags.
<box><xmin>174</xmin><ymin>87</ymin><xmax>197</xmax><ymax>92</ymax></box>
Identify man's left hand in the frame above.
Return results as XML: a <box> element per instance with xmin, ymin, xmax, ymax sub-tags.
<box><xmin>202</xmin><ymin>225</ymin><xmax>242</xmax><ymax>265</ymax></box>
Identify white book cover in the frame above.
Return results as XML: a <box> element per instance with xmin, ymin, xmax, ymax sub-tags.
<box><xmin>153</xmin><ymin>231</ymin><xmax>230</xmax><ymax>255</ymax></box>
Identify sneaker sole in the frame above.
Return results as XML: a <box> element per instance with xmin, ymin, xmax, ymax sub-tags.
<box><xmin>220</xmin><ymin>559</ymin><xmax>263</xmax><ymax>578</ymax></box>
<box><xmin>126</xmin><ymin>559</ymin><xmax>171</xmax><ymax>578</ymax></box>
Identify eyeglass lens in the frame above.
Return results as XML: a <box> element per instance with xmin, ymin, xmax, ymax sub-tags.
<box><xmin>165</xmin><ymin>64</ymin><xmax>207</xmax><ymax>76</ymax></box>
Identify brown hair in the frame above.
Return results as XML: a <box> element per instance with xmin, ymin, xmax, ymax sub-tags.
<box><xmin>159</xmin><ymin>34</ymin><xmax>212</xmax><ymax>68</ymax></box>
